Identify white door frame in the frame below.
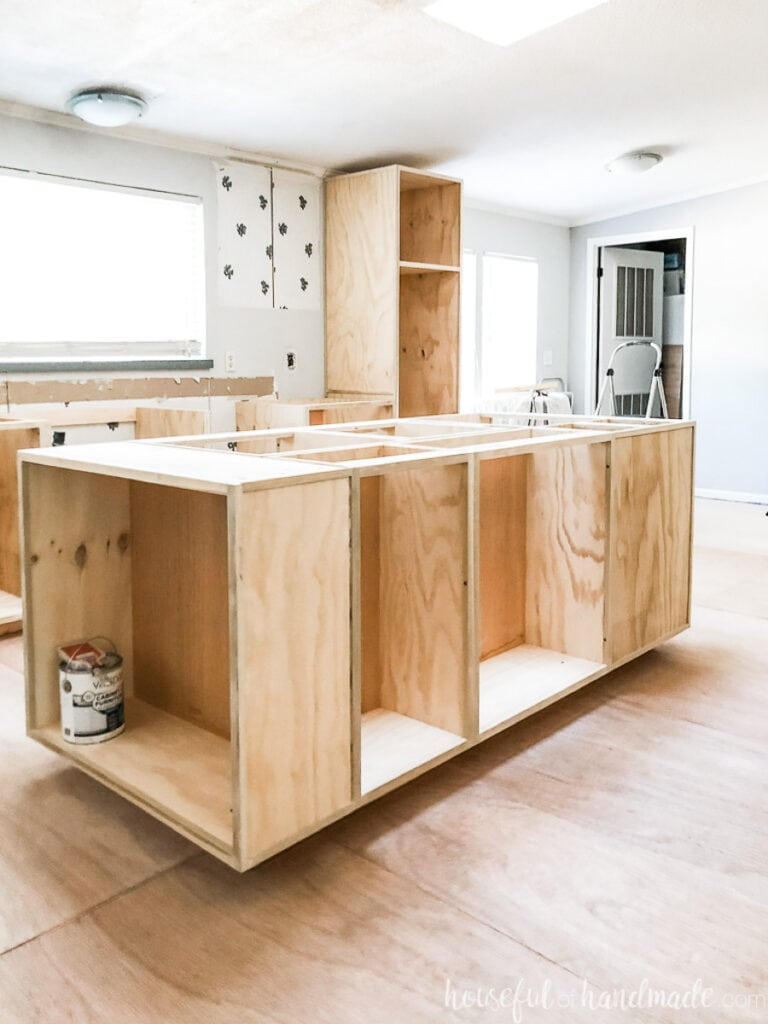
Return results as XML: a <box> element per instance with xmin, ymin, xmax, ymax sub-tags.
<box><xmin>584</xmin><ymin>227</ymin><xmax>694</xmax><ymax>417</ymax></box>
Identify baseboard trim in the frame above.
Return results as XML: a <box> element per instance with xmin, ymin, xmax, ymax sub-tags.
<box><xmin>695</xmin><ymin>488</ymin><xmax>768</xmax><ymax>505</ymax></box>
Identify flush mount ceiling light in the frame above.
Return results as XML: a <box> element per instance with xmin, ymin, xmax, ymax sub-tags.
<box><xmin>67</xmin><ymin>88</ymin><xmax>147</xmax><ymax>127</ymax></box>
<box><xmin>606</xmin><ymin>151</ymin><xmax>663</xmax><ymax>175</ymax></box>
<box><xmin>422</xmin><ymin>0</ymin><xmax>609</xmax><ymax>46</ymax></box>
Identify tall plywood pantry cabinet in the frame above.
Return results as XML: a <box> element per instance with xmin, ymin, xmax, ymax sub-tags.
<box><xmin>325</xmin><ymin>165</ymin><xmax>461</xmax><ymax>417</ymax></box>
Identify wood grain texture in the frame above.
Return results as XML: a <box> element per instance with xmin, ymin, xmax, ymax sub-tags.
<box><xmin>0</xmin><ymin>841</ymin><xmax>598</xmax><ymax>1024</ymax></box>
<box><xmin>134</xmin><ymin>406</ymin><xmax>208</xmax><ymax>439</ymax></box>
<box><xmin>378</xmin><ymin>464</ymin><xmax>468</xmax><ymax>737</ymax></box>
<box><xmin>23</xmin><ymin>464</ymin><xmax>134</xmax><ymax>730</ymax></box>
<box><xmin>325</xmin><ymin>168</ymin><xmax>399</xmax><ymax>396</ymax></box>
<box><xmin>479</xmin><ymin>455</ymin><xmax>527</xmax><ymax>659</ymax></box>
<box><xmin>398</xmin><ymin>271</ymin><xmax>459</xmax><ymax>417</ymax></box>
<box><xmin>610</xmin><ymin>426</ymin><xmax>694</xmax><ymax>662</ymax></box>
<box><xmin>236</xmin><ymin>479</ymin><xmax>351</xmax><ymax>863</ymax></box>
<box><xmin>0</xmin><ymin>423</ymin><xmax>39</xmax><ymax>596</ymax></box>
<box><xmin>130</xmin><ymin>483</ymin><xmax>230</xmax><ymax>739</ymax></box>
<box><xmin>525</xmin><ymin>443</ymin><xmax>608</xmax><ymax>663</ymax></box>
<box><xmin>399</xmin><ymin>181</ymin><xmax>461</xmax><ymax>266</ymax></box>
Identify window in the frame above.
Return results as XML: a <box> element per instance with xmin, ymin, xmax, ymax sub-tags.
<box><xmin>0</xmin><ymin>169</ymin><xmax>206</xmax><ymax>362</ymax></box>
<box><xmin>460</xmin><ymin>250</ymin><xmax>539</xmax><ymax>409</ymax></box>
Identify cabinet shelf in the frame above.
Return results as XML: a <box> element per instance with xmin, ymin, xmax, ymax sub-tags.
<box><xmin>399</xmin><ymin>261</ymin><xmax>460</xmax><ymax>275</ymax></box>
<box><xmin>361</xmin><ymin>709</ymin><xmax>464</xmax><ymax>795</ymax></box>
<box><xmin>0</xmin><ymin>590</ymin><xmax>22</xmax><ymax>634</ymax></box>
<box><xmin>479</xmin><ymin>646</ymin><xmax>606</xmax><ymax>734</ymax></box>
<box><xmin>32</xmin><ymin>698</ymin><xmax>233</xmax><ymax>849</ymax></box>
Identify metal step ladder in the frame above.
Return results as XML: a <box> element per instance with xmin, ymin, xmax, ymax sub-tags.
<box><xmin>594</xmin><ymin>340</ymin><xmax>668</xmax><ymax>418</ymax></box>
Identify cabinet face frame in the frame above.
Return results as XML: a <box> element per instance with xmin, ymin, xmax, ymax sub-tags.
<box><xmin>20</xmin><ymin>416</ymin><xmax>694</xmax><ymax>870</ymax></box>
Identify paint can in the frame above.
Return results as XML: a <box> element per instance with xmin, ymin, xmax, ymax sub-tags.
<box><xmin>59</xmin><ymin>651</ymin><xmax>125</xmax><ymax>744</ymax></box>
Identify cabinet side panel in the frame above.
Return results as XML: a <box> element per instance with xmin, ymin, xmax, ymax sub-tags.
<box><xmin>325</xmin><ymin>169</ymin><xmax>398</xmax><ymax>395</ymax></box>
<box><xmin>399</xmin><ymin>272</ymin><xmax>459</xmax><ymax>417</ymax></box>
<box><xmin>23</xmin><ymin>465</ymin><xmax>133</xmax><ymax>730</ymax></box>
<box><xmin>525</xmin><ymin>443</ymin><xmax>607</xmax><ymax>663</ymax></box>
<box><xmin>130</xmin><ymin>483</ymin><xmax>230</xmax><ymax>739</ymax></box>
<box><xmin>379</xmin><ymin>464</ymin><xmax>467</xmax><ymax>736</ymax></box>
<box><xmin>479</xmin><ymin>456</ymin><xmax>527</xmax><ymax>659</ymax></box>
<box><xmin>400</xmin><ymin>182</ymin><xmax>461</xmax><ymax>265</ymax></box>
<box><xmin>320</xmin><ymin>401</ymin><xmax>394</xmax><ymax>424</ymax></box>
<box><xmin>235</xmin><ymin>400</ymin><xmax>306</xmax><ymax>430</ymax></box>
<box><xmin>0</xmin><ymin>425</ymin><xmax>39</xmax><ymax>596</ymax></box>
<box><xmin>238</xmin><ymin>479</ymin><xmax>351</xmax><ymax>859</ymax></box>
<box><xmin>609</xmin><ymin>427</ymin><xmax>694</xmax><ymax>661</ymax></box>
<box><xmin>134</xmin><ymin>408</ymin><xmax>208</xmax><ymax>439</ymax></box>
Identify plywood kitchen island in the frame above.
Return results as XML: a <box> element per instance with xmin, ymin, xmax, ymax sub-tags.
<box><xmin>20</xmin><ymin>412</ymin><xmax>694</xmax><ymax>871</ymax></box>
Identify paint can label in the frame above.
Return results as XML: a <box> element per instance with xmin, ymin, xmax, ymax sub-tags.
<box><xmin>59</xmin><ymin>652</ymin><xmax>125</xmax><ymax>744</ymax></box>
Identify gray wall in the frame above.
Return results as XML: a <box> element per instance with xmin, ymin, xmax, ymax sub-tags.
<box><xmin>0</xmin><ymin>113</ymin><xmax>324</xmax><ymax>397</ymax></box>
<box><xmin>463</xmin><ymin>206</ymin><xmax>571</xmax><ymax>387</ymax></box>
<box><xmin>570</xmin><ymin>183</ymin><xmax>768</xmax><ymax>499</ymax></box>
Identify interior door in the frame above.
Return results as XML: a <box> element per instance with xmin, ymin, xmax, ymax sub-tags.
<box><xmin>598</xmin><ymin>247</ymin><xmax>664</xmax><ymax>415</ymax></box>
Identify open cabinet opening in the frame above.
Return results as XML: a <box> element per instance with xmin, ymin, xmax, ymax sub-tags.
<box><xmin>478</xmin><ymin>443</ymin><xmax>609</xmax><ymax>733</ymax></box>
<box><xmin>399</xmin><ymin>271</ymin><xmax>459</xmax><ymax>417</ymax></box>
<box><xmin>358</xmin><ymin>463</ymin><xmax>468</xmax><ymax>794</ymax></box>
<box><xmin>399</xmin><ymin>174</ymin><xmax>461</xmax><ymax>267</ymax></box>
<box><xmin>24</xmin><ymin>464</ymin><xmax>234</xmax><ymax>853</ymax></box>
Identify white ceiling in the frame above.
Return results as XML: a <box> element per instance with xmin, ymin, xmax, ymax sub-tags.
<box><xmin>1</xmin><ymin>0</ymin><xmax>768</xmax><ymax>224</ymax></box>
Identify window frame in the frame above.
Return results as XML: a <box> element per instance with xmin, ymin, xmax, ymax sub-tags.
<box><xmin>0</xmin><ymin>165</ymin><xmax>209</xmax><ymax>371</ymax></box>
<box><xmin>460</xmin><ymin>248</ymin><xmax>539</xmax><ymax>410</ymax></box>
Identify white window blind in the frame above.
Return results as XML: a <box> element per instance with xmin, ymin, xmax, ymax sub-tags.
<box><xmin>0</xmin><ymin>170</ymin><xmax>206</xmax><ymax>360</ymax></box>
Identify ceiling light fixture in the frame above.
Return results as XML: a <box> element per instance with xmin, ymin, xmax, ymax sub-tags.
<box><xmin>67</xmin><ymin>88</ymin><xmax>147</xmax><ymax>127</ymax></box>
<box><xmin>605</xmin><ymin>151</ymin><xmax>663</xmax><ymax>175</ymax></box>
<box><xmin>422</xmin><ymin>0</ymin><xmax>610</xmax><ymax>46</ymax></box>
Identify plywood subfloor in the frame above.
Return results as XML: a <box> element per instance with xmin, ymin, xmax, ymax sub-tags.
<box><xmin>2</xmin><ymin>498</ymin><xmax>767</xmax><ymax>1022</ymax></box>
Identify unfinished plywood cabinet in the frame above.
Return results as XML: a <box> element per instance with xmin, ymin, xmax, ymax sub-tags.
<box><xmin>235</xmin><ymin>395</ymin><xmax>394</xmax><ymax>430</ymax></box>
<box><xmin>325</xmin><ymin>165</ymin><xmax>461</xmax><ymax>417</ymax></box>
<box><xmin>21</xmin><ymin>413</ymin><xmax>694</xmax><ymax>870</ymax></box>
<box><xmin>0</xmin><ymin>419</ymin><xmax>42</xmax><ymax>633</ymax></box>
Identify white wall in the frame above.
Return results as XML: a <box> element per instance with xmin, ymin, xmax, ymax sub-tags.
<box><xmin>463</xmin><ymin>206</ymin><xmax>571</xmax><ymax>387</ymax></box>
<box><xmin>0</xmin><ymin>113</ymin><xmax>324</xmax><ymax>398</ymax></box>
<box><xmin>570</xmin><ymin>182</ymin><xmax>768</xmax><ymax>500</ymax></box>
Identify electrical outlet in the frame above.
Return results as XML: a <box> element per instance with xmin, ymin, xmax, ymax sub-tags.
<box><xmin>543</xmin><ymin>350</ymin><xmax>553</xmax><ymax>367</ymax></box>
<box><xmin>286</xmin><ymin>351</ymin><xmax>296</xmax><ymax>370</ymax></box>
<box><xmin>225</xmin><ymin>351</ymin><xmax>235</xmax><ymax>372</ymax></box>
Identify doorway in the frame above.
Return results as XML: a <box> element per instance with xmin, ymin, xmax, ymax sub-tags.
<box><xmin>585</xmin><ymin>228</ymin><xmax>693</xmax><ymax>418</ymax></box>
